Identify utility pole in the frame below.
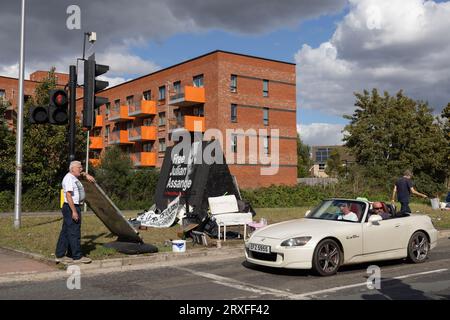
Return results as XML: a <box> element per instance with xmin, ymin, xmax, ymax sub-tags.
<box><xmin>14</xmin><ymin>0</ymin><xmax>26</xmax><ymax>229</ymax></box>
<box><xmin>68</xmin><ymin>65</ymin><xmax>77</xmax><ymax>162</ymax></box>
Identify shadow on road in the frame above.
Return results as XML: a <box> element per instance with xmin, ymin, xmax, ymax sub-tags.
<box><xmin>242</xmin><ymin>261</ymin><xmax>312</xmax><ymax>277</ymax></box>
<box><xmin>242</xmin><ymin>258</ymin><xmax>416</xmax><ymax>278</ymax></box>
<box><xmin>361</xmin><ymin>278</ymin><xmax>432</xmax><ymax>300</ymax></box>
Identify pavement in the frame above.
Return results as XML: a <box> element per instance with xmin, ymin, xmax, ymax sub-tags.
<box><xmin>0</xmin><ymin>230</ymin><xmax>449</xmax><ymax>284</ymax></box>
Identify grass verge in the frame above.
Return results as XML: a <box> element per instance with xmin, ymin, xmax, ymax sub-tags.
<box><xmin>0</xmin><ymin>204</ymin><xmax>448</xmax><ymax>260</ymax></box>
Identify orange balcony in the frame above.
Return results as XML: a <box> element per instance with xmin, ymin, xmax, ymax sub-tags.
<box><xmin>108</xmin><ymin>105</ymin><xmax>134</xmax><ymax>122</ymax></box>
<box><xmin>128</xmin><ymin>100</ymin><xmax>157</xmax><ymax>117</ymax></box>
<box><xmin>128</xmin><ymin>125</ymin><xmax>157</xmax><ymax>141</ymax></box>
<box><xmin>109</xmin><ymin>130</ymin><xmax>133</xmax><ymax>145</ymax></box>
<box><xmin>169</xmin><ymin>86</ymin><xmax>205</xmax><ymax>107</ymax></box>
<box><xmin>184</xmin><ymin>116</ymin><xmax>205</xmax><ymax>132</ymax></box>
<box><xmin>131</xmin><ymin>152</ymin><xmax>156</xmax><ymax>167</ymax></box>
<box><xmin>89</xmin><ymin>136</ymin><xmax>103</xmax><ymax>149</ymax></box>
<box><xmin>89</xmin><ymin>158</ymin><xmax>101</xmax><ymax>167</ymax></box>
<box><xmin>94</xmin><ymin>115</ymin><xmax>104</xmax><ymax>128</ymax></box>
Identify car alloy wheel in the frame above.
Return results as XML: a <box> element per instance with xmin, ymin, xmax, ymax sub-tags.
<box><xmin>408</xmin><ymin>231</ymin><xmax>429</xmax><ymax>263</ymax></box>
<box><xmin>313</xmin><ymin>239</ymin><xmax>341</xmax><ymax>276</ymax></box>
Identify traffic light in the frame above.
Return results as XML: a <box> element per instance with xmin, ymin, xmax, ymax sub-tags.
<box><xmin>29</xmin><ymin>89</ymin><xmax>68</xmax><ymax>125</ymax></box>
<box><xmin>48</xmin><ymin>89</ymin><xmax>68</xmax><ymax>125</ymax></box>
<box><xmin>83</xmin><ymin>53</ymin><xmax>109</xmax><ymax>130</ymax></box>
<box><xmin>29</xmin><ymin>105</ymin><xmax>48</xmax><ymax>124</ymax></box>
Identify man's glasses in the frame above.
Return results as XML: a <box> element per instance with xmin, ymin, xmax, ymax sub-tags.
<box><xmin>373</xmin><ymin>207</ymin><xmax>383</xmax><ymax>210</ymax></box>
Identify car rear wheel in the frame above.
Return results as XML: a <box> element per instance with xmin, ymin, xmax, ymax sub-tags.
<box><xmin>407</xmin><ymin>231</ymin><xmax>429</xmax><ymax>263</ymax></box>
<box><xmin>312</xmin><ymin>239</ymin><xmax>342</xmax><ymax>276</ymax></box>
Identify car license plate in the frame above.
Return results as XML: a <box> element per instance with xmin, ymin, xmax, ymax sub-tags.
<box><xmin>249</xmin><ymin>243</ymin><xmax>271</xmax><ymax>254</ymax></box>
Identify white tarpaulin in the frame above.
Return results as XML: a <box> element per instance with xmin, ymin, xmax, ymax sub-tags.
<box><xmin>138</xmin><ymin>195</ymin><xmax>181</xmax><ymax>228</ymax></box>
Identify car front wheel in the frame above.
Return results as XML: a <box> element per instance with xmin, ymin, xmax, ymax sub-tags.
<box><xmin>407</xmin><ymin>231</ymin><xmax>430</xmax><ymax>263</ymax></box>
<box><xmin>312</xmin><ymin>239</ymin><xmax>342</xmax><ymax>276</ymax></box>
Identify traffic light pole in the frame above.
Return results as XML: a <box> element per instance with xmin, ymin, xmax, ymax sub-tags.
<box><xmin>69</xmin><ymin>65</ymin><xmax>77</xmax><ymax>162</ymax></box>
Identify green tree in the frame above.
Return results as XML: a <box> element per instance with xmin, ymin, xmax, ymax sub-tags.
<box><xmin>297</xmin><ymin>135</ymin><xmax>311</xmax><ymax>178</ymax></box>
<box><xmin>21</xmin><ymin>68</ymin><xmax>86</xmax><ymax>209</ymax></box>
<box><xmin>325</xmin><ymin>149</ymin><xmax>343</xmax><ymax>178</ymax></box>
<box><xmin>0</xmin><ymin>98</ymin><xmax>15</xmax><ymax>190</ymax></box>
<box><xmin>95</xmin><ymin>146</ymin><xmax>133</xmax><ymax>203</ymax></box>
<box><xmin>343</xmin><ymin>89</ymin><xmax>447</xmax><ymax>194</ymax></box>
<box><xmin>441</xmin><ymin>104</ymin><xmax>450</xmax><ymax>187</ymax></box>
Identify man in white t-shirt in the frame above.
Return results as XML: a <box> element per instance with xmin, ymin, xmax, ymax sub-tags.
<box><xmin>337</xmin><ymin>203</ymin><xmax>359</xmax><ymax>222</ymax></box>
<box><xmin>55</xmin><ymin>161</ymin><xmax>95</xmax><ymax>264</ymax></box>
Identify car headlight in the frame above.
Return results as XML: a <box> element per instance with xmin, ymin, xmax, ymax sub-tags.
<box><xmin>281</xmin><ymin>236</ymin><xmax>312</xmax><ymax>247</ymax></box>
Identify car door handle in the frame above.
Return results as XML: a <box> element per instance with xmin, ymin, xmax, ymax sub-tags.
<box><xmin>395</xmin><ymin>224</ymin><xmax>401</xmax><ymax>228</ymax></box>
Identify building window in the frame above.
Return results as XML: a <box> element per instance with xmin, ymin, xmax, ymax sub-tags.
<box><xmin>143</xmin><ymin>142</ymin><xmax>153</xmax><ymax>152</ymax></box>
<box><xmin>193</xmin><ymin>74</ymin><xmax>204</xmax><ymax>88</ymax></box>
<box><xmin>263</xmin><ymin>79</ymin><xmax>269</xmax><ymax>97</ymax></box>
<box><xmin>173</xmin><ymin>81</ymin><xmax>181</xmax><ymax>94</ymax></box>
<box><xmin>159</xmin><ymin>139</ymin><xmax>166</xmax><ymax>152</ymax></box>
<box><xmin>158</xmin><ymin>86</ymin><xmax>166</xmax><ymax>100</ymax></box>
<box><xmin>143</xmin><ymin>90</ymin><xmax>151</xmax><ymax>100</ymax></box>
<box><xmin>126</xmin><ymin>121</ymin><xmax>133</xmax><ymax>130</ymax></box>
<box><xmin>193</xmin><ymin>106</ymin><xmax>204</xmax><ymax>116</ymax></box>
<box><xmin>230</xmin><ymin>75</ymin><xmax>237</xmax><ymax>92</ymax></box>
<box><xmin>105</xmin><ymin>102</ymin><xmax>110</xmax><ymax>117</ymax></box>
<box><xmin>158</xmin><ymin>112</ymin><xmax>166</xmax><ymax>126</ymax></box>
<box><xmin>114</xmin><ymin>99</ymin><xmax>120</xmax><ymax>108</ymax></box>
<box><xmin>231</xmin><ymin>134</ymin><xmax>237</xmax><ymax>153</ymax></box>
<box><xmin>126</xmin><ymin>95</ymin><xmax>134</xmax><ymax>108</ymax></box>
<box><xmin>316</xmin><ymin>148</ymin><xmax>331</xmax><ymax>163</ymax></box>
<box><xmin>143</xmin><ymin>118</ymin><xmax>153</xmax><ymax>126</ymax></box>
<box><xmin>0</xmin><ymin>89</ymin><xmax>5</xmax><ymax>98</ymax></box>
<box><xmin>263</xmin><ymin>136</ymin><xmax>269</xmax><ymax>155</ymax></box>
<box><xmin>263</xmin><ymin>108</ymin><xmax>269</xmax><ymax>126</ymax></box>
<box><xmin>231</xmin><ymin>104</ymin><xmax>237</xmax><ymax>122</ymax></box>
<box><xmin>105</xmin><ymin>125</ymin><xmax>110</xmax><ymax>141</ymax></box>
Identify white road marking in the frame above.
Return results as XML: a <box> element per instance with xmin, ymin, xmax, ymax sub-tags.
<box><xmin>172</xmin><ymin>266</ymin><xmax>310</xmax><ymax>300</ymax></box>
<box><xmin>173</xmin><ymin>266</ymin><xmax>448</xmax><ymax>300</ymax></box>
<box><xmin>286</xmin><ymin>268</ymin><xmax>449</xmax><ymax>299</ymax></box>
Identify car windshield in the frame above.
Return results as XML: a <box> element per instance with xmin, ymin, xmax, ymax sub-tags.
<box><xmin>305</xmin><ymin>200</ymin><xmax>366</xmax><ymax>223</ymax></box>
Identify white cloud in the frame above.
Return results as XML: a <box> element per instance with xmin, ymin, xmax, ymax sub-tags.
<box><xmin>98</xmin><ymin>49</ymin><xmax>160</xmax><ymax>77</ymax></box>
<box><xmin>296</xmin><ymin>0</ymin><xmax>450</xmax><ymax>117</ymax></box>
<box><xmin>0</xmin><ymin>64</ymin><xmax>19</xmax><ymax>78</ymax></box>
<box><xmin>297</xmin><ymin>123</ymin><xmax>345</xmax><ymax>146</ymax></box>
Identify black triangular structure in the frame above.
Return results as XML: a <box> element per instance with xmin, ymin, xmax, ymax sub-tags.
<box><xmin>155</xmin><ymin>140</ymin><xmax>241</xmax><ymax>227</ymax></box>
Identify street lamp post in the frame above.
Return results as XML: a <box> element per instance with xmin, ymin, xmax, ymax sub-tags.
<box><xmin>14</xmin><ymin>0</ymin><xmax>26</xmax><ymax>229</ymax></box>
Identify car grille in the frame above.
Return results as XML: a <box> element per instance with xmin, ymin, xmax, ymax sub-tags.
<box><xmin>248</xmin><ymin>250</ymin><xmax>278</xmax><ymax>262</ymax></box>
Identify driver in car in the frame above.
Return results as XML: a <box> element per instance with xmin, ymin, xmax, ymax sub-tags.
<box><xmin>371</xmin><ymin>202</ymin><xmax>391</xmax><ymax>220</ymax></box>
<box><xmin>337</xmin><ymin>203</ymin><xmax>359</xmax><ymax>222</ymax></box>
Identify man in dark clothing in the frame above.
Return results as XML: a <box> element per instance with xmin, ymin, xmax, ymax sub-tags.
<box><xmin>391</xmin><ymin>170</ymin><xmax>428</xmax><ymax>213</ymax></box>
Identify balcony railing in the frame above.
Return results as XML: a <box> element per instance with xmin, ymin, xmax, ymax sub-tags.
<box><xmin>89</xmin><ymin>158</ymin><xmax>101</xmax><ymax>167</ymax></box>
<box><xmin>131</xmin><ymin>152</ymin><xmax>156</xmax><ymax>167</ymax></box>
<box><xmin>169</xmin><ymin>86</ymin><xmax>205</xmax><ymax>107</ymax></box>
<box><xmin>94</xmin><ymin>114</ymin><xmax>104</xmax><ymax>127</ymax></box>
<box><xmin>128</xmin><ymin>125</ymin><xmax>157</xmax><ymax>141</ymax></box>
<box><xmin>108</xmin><ymin>105</ymin><xmax>134</xmax><ymax>122</ymax></box>
<box><xmin>169</xmin><ymin>115</ymin><xmax>205</xmax><ymax>132</ymax></box>
<box><xmin>109</xmin><ymin>130</ymin><xmax>133</xmax><ymax>145</ymax></box>
<box><xmin>89</xmin><ymin>136</ymin><xmax>103</xmax><ymax>149</ymax></box>
<box><xmin>128</xmin><ymin>100</ymin><xmax>157</xmax><ymax>117</ymax></box>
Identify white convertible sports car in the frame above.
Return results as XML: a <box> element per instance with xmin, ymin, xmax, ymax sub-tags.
<box><xmin>245</xmin><ymin>198</ymin><xmax>438</xmax><ymax>276</ymax></box>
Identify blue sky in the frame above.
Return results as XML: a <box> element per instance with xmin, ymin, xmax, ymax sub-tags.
<box><xmin>126</xmin><ymin>9</ymin><xmax>349</xmax><ymax>127</ymax></box>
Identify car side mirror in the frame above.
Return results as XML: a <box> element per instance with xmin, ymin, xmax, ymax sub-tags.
<box><xmin>305</xmin><ymin>210</ymin><xmax>311</xmax><ymax>217</ymax></box>
<box><xmin>368</xmin><ymin>214</ymin><xmax>382</xmax><ymax>225</ymax></box>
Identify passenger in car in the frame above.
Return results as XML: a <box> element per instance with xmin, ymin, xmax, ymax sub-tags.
<box><xmin>372</xmin><ymin>202</ymin><xmax>391</xmax><ymax>220</ymax></box>
<box><xmin>337</xmin><ymin>203</ymin><xmax>359</xmax><ymax>222</ymax></box>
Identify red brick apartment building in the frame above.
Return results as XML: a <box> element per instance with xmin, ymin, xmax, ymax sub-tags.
<box><xmin>1</xmin><ymin>50</ymin><xmax>297</xmax><ymax>188</ymax></box>
<box><xmin>0</xmin><ymin>71</ymin><xmax>81</xmax><ymax>129</ymax></box>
